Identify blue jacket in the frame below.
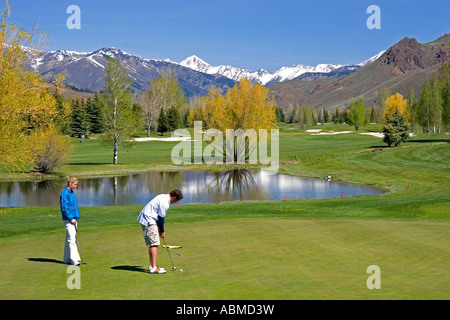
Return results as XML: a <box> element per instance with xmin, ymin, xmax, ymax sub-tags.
<box><xmin>60</xmin><ymin>187</ymin><xmax>80</xmax><ymax>221</ymax></box>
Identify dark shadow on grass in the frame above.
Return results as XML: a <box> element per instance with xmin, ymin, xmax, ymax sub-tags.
<box><xmin>408</xmin><ymin>139</ymin><xmax>449</xmax><ymax>143</ymax></box>
<box><xmin>28</xmin><ymin>258</ymin><xmax>66</xmax><ymax>265</ymax></box>
<box><xmin>111</xmin><ymin>265</ymin><xmax>148</xmax><ymax>273</ymax></box>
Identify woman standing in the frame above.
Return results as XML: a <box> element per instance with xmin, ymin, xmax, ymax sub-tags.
<box><xmin>60</xmin><ymin>177</ymin><xmax>81</xmax><ymax>265</ymax></box>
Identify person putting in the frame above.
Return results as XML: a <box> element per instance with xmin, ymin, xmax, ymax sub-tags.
<box><xmin>137</xmin><ymin>190</ymin><xmax>183</xmax><ymax>274</ymax></box>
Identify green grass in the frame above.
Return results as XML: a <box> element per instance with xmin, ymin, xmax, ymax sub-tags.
<box><xmin>0</xmin><ymin>123</ymin><xmax>449</xmax><ymax>299</ymax></box>
<box><xmin>1</xmin><ymin>208</ymin><xmax>449</xmax><ymax>299</ymax></box>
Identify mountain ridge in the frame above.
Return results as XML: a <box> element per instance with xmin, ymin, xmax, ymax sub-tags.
<box><xmin>25</xmin><ymin>46</ymin><xmax>382</xmax><ymax>96</ymax></box>
<box><xmin>25</xmin><ymin>47</ymin><xmax>237</xmax><ymax>97</ymax></box>
<box><xmin>178</xmin><ymin>52</ymin><xmax>384</xmax><ymax>86</ymax></box>
<box><xmin>269</xmin><ymin>34</ymin><xmax>450</xmax><ymax>110</ymax></box>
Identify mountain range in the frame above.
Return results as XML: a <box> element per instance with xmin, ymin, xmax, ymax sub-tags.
<box><xmin>178</xmin><ymin>53</ymin><xmax>383</xmax><ymax>86</ymax></box>
<box><xmin>24</xmin><ymin>33</ymin><xmax>449</xmax><ymax>110</ymax></box>
<box><xmin>25</xmin><ymin>46</ymin><xmax>382</xmax><ymax>97</ymax></box>
<box><xmin>269</xmin><ymin>34</ymin><xmax>450</xmax><ymax>110</ymax></box>
<box><xmin>25</xmin><ymin>47</ymin><xmax>237</xmax><ymax>97</ymax></box>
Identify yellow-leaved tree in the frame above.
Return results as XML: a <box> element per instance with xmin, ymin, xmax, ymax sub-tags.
<box><xmin>201</xmin><ymin>78</ymin><xmax>277</xmax><ymax>132</ymax></box>
<box><xmin>382</xmin><ymin>92</ymin><xmax>410</xmax><ymax>147</ymax></box>
<box><xmin>200</xmin><ymin>78</ymin><xmax>277</xmax><ymax>161</ymax></box>
<box><xmin>383</xmin><ymin>93</ymin><xmax>409</xmax><ymax>121</ymax></box>
<box><xmin>0</xmin><ymin>1</ymin><xmax>71</xmax><ymax>173</ymax></box>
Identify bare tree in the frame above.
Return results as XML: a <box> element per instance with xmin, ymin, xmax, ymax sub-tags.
<box><xmin>143</xmin><ymin>68</ymin><xmax>187</xmax><ymax>136</ymax></box>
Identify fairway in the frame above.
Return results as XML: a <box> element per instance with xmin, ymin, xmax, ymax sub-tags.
<box><xmin>1</xmin><ymin>218</ymin><xmax>448</xmax><ymax>300</ymax></box>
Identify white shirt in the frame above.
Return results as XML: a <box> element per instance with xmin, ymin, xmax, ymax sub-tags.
<box><xmin>137</xmin><ymin>194</ymin><xmax>171</xmax><ymax>226</ymax></box>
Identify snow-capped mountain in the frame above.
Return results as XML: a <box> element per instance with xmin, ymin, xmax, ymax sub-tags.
<box><xmin>24</xmin><ymin>45</ymin><xmax>384</xmax><ymax>95</ymax></box>
<box><xmin>358</xmin><ymin>50</ymin><xmax>386</xmax><ymax>67</ymax></box>
<box><xmin>25</xmin><ymin>47</ymin><xmax>237</xmax><ymax>96</ymax></box>
<box><xmin>179</xmin><ymin>51</ymin><xmax>385</xmax><ymax>86</ymax></box>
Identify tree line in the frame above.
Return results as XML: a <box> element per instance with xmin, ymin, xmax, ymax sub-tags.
<box><xmin>277</xmin><ymin>103</ymin><xmax>386</xmax><ymax>129</ymax></box>
<box><xmin>278</xmin><ymin>61</ymin><xmax>450</xmax><ymax>146</ymax></box>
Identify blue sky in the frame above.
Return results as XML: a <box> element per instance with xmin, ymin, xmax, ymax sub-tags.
<box><xmin>3</xmin><ymin>0</ymin><xmax>449</xmax><ymax>72</ymax></box>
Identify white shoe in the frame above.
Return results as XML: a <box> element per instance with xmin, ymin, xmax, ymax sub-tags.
<box><xmin>149</xmin><ymin>266</ymin><xmax>166</xmax><ymax>274</ymax></box>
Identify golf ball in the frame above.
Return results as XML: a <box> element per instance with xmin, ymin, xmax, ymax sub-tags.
<box><xmin>180</xmin><ymin>269</ymin><xmax>183</xmax><ymax>272</ymax></box>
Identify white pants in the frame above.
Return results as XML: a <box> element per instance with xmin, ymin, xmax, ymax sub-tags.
<box><xmin>63</xmin><ymin>220</ymin><xmax>81</xmax><ymax>264</ymax></box>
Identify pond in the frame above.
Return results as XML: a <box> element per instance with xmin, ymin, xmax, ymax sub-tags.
<box><xmin>0</xmin><ymin>170</ymin><xmax>383</xmax><ymax>207</ymax></box>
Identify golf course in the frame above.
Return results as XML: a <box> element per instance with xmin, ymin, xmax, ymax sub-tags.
<box><xmin>0</xmin><ymin>123</ymin><xmax>449</xmax><ymax>300</ymax></box>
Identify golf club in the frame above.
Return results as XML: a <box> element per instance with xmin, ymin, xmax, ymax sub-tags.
<box><xmin>74</xmin><ymin>224</ymin><xmax>86</xmax><ymax>265</ymax></box>
<box><xmin>166</xmin><ymin>247</ymin><xmax>182</xmax><ymax>256</ymax></box>
<box><xmin>162</xmin><ymin>237</ymin><xmax>177</xmax><ymax>271</ymax></box>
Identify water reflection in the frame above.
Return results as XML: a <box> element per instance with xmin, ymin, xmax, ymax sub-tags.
<box><xmin>204</xmin><ymin>169</ymin><xmax>267</xmax><ymax>203</ymax></box>
<box><xmin>0</xmin><ymin>169</ymin><xmax>383</xmax><ymax>207</ymax></box>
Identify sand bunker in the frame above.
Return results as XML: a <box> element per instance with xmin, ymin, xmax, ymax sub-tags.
<box><xmin>311</xmin><ymin>131</ymin><xmax>353</xmax><ymax>135</ymax></box>
<box><xmin>134</xmin><ymin>137</ymin><xmax>193</xmax><ymax>142</ymax></box>
<box><xmin>359</xmin><ymin>132</ymin><xmax>416</xmax><ymax>138</ymax></box>
<box><xmin>359</xmin><ymin>132</ymin><xmax>384</xmax><ymax>138</ymax></box>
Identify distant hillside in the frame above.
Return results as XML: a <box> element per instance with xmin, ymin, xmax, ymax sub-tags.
<box><xmin>269</xmin><ymin>34</ymin><xmax>450</xmax><ymax>110</ymax></box>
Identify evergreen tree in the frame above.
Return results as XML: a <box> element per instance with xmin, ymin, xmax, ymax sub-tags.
<box><xmin>275</xmin><ymin>107</ymin><xmax>286</xmax><ymax>123</ymax></box>
<box><xmin>86</xmin><ymin>93</ymin><xmax>104</xmax><ymax>134</ymax></box>
<box><xmin>382</xmin><ymin>112</ymin><xmax>409</xmax><ymax>147</ymax></box>
<box><xmin>157</xmin><ymin>107</ymin><xmax>168</xmax><ymax>136</ymax></box>
<box><xmin>323</xmin><ymin>107</ymin><xmax>329</xmax><ymax>123</ymax></box>
<box><xmin>70</xmin><ymin>98</ymin><xmax>90</xmax><ymax>138</ymax></box>
<box><xmin>332</xmin><ymin>108</ymin><xmax>339</xmax><ymax>124</ymax></box>
<box><xmin>166</xmin><ymin>105</ymin><xmax>182</xmax><ymax>133</ymax></box>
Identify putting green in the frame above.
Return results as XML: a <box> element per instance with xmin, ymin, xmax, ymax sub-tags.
<box><xmin>1</xmin><ymin>218</ymin><xmax>448</xmax><ymax>299</ymax></box>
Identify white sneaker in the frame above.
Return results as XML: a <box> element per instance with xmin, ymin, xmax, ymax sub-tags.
<box><xmin>149</xmin><ymin>266</ymin><xmax>166</xmax><ymax>274</ymax></box>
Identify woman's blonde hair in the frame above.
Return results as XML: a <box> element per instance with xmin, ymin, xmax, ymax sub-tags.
<box><xmin>66</xmin><ymin>176</ymin><xmax>79</xmax><ymax>186</ymax></box>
